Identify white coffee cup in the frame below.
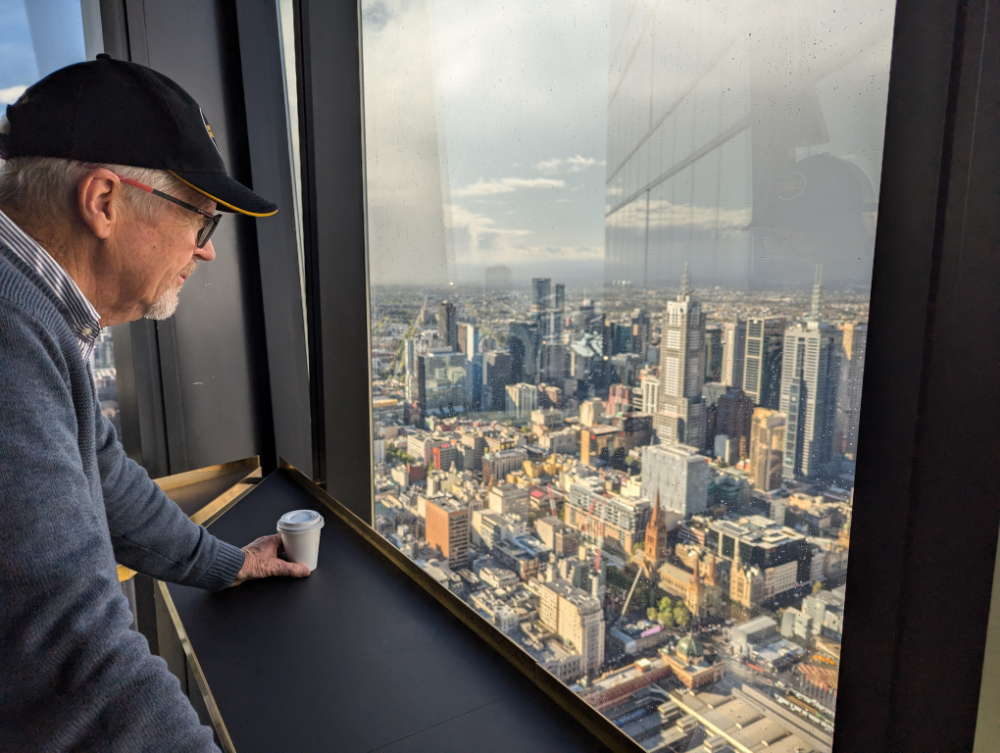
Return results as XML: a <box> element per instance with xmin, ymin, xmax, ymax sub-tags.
<box><xmin>277</xmin><ymin>509</ymin><xmax>325</xmax><ymax>571</ymax></box>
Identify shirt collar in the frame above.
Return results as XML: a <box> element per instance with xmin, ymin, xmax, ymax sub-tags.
<box><xmin>0</xmin><ymin>208</ymin><xmax>101</xmax><ymax>362</ymax></box>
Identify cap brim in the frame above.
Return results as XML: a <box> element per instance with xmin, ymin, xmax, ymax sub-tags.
<box><xmin>170</xmin><ymin>170</ymin><xmax>278</xmax><ymax>217</ymax></box>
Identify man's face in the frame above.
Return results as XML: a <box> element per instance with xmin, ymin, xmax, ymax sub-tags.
<box><xmin>112</xmin><ymin>184</ymin><xmax>217</xmax><ymax>321</ymax></box>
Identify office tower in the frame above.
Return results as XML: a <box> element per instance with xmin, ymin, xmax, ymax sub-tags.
<box><xmin>438</xmin><ymin>301</ymin><xmax>458</xmax><ymax>350</ymax></box>
<box><xmin>654</xmin><ymin>265</ymin><xmax>707</xmax><ymax>448</ymax></box>
<box><xmin>750</xmin><ymin>408</ymin><xmax>787</xmax><ymax>491</ymax></box>
<box><xmin>425</xmin><ymin>498</ymin><xmax>470</xmax><ymax>569</ymax></box>
<box><xmin>505</xmin><ymin>382</ymin><xmax>537</xmax><ymax>419</ymax></box>
<box><xmin>779</xmin><ymin>269</ymin><xmax>843</xmax><ymax>480</ymax></box>
<box><xmin>606</xmin><ymin>384</ymin><xmax>632</xmax><ymax>416</ymax></box>
<box><xmin>538</xmin><ymin>580</ymin><xmax>605</xmax><ymax>671</ymax></box>
<box><xmin>404</xmin><ymin>338</ymin><xmax>417</xmax><ymax>403</ymax></box>
<box><xmin>639</xmin><ymin>371</ymin><xmax>659</xmax><ymax>413</ymax></box>
<box><xmin>484</xmin><ymin>265</ymin><xmax>512</xmax><ymax>291</ymax></box>
<box><xmin>839</xmin><ymin>321</ymin><xmax>868</xmax><ymax>456</ymax></box>
<box><xmin>531</xmin><ymin>277</ymin><xmax>551</xmax><ymax>310</ymax></box>
<box><xmin>743</xmin><ymin>317</ymin><xmax>786</xmax><ymax>409</ymax></box>
<box><xmin>539</xmin><ymin>343</ymin><xmax>569</xmax><ymax>381</ymax></box>
<box><xmin>481</xmin><ymin>351</ymin><xmax>513</xmax><ymax>411</ymax></box>
<box><xmin>508</xmin><ymin>322</ymin><xmax>540</xmax><ymax>383</ymax></box>
<box><xmin>641</xmin><ymin>443</ymin><xmax>710</xmax><ymax>518</ymax></box>
<box><xmin>704</xmin><ymin>325</ymin><xmax>723</xmax><ymax>383</ymax></box>
<box><xmin>630</xmin><ymin>310</ymin><xmax>652</xmax><ymax>359</ymax></box>
<box><xmin>417</xmin><ymin>352</ymin><xmax>467</xmax><ymax>414</ymax></box>
<box><xmin>554</xmin><ymin>283</ymin><xmax>565</xmax><ymax>310</ymax></box>
<box><xmin>720</xmin><ymin>319</ymin><xmax>747</xmax><ymax>389</ymax></box>
<box><xmin>714</xmin><ymin>390</ymin><xmax>754</xmax><ymax>458</ymax></box>
<box><xmin>612</xmin><ymin>322</ymin><xmax>633</xmax><ymax>355</ymax></box>
<box><xmin>465</xmin><ymin>354</ymin><xmax>483</xmax><ymax>409</ymax></box>
<box><xmin>463</xmin><ymin>324</ymin><xmax>481</xmax><ymax>360</ymax></box>
<box><xmin>579</xmin><ymin>397</ymin><xmax>605</xmax><ymax>427</ymax></box>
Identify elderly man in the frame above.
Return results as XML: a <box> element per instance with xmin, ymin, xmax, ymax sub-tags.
<box><xmin>0</xmin><ymin>57</ymin><xmax>308</xmax><ymax>751</ymax></box>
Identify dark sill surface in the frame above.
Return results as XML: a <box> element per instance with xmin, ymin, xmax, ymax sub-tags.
<box><xmin>164</xmin><ymin>469</ymin><xmax>255</xmax><ymax>518</ymax></box>
<box><xmin>166</xmin><ymin>469</ymin><xmax>610</xmax><ymax>753</ymax></box>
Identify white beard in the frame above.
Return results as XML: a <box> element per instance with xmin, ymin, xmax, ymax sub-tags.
<box><xmin>143</xmin><ymin>285</ymin><xmax>181</xmax><ymax>320</ymax></box>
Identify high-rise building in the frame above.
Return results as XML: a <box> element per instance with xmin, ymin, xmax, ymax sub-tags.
<box><xmin>425</xmin><ymin>497</ymin><xmax>470</xmax><ymax>569</ymax></box>
<box><xmin>438</xmin><ymin>301</ymin><xmax>458</xmax><ymax>350</ymax></box>
<box><xmin>720</xmin><ymin>319</ymin><xmax>747</xmax><ymax>390</ymax></box>
<box><xmin>779</xmin><ymin>269</ymin><xmax>842</xmax><ymax>480</ymax></box>
<box><xmin>538</xmin><ymin>579</ymin><xmax>605</xmax><ymax>671</ymax></box>
<box><xmin>465</xmin><ymin>354</ymin><xmax>483</xmax><ymax>408</ymax></box>
<box><xmin>750</xmin><ymin>408</ymin><xmax>787</xmax><ymax>491</ymax></box>
<box><xmin>839</xmin><ymin>321</ymin><xmax>868</xmax><ymax>456</ymax></box>
<box><xmin>481</xmin><ymin>351</ymin><xmax>512</xmax><ymax>411</ymax></box>
<box><xmin>640</xmin><ymin>443</ymin><xmax>710</xmax><ymax>518</ymax></box>
<box><xmin>630</xmin><ymin>310</ymin><xmax>652</xmax><ymax>359</ymax></box>
<box><xmin>464</xmin><ymin>323</ymin><xmax>481</xmax><ymax>361</ymax></box>
<box><xmin>654</xmin><ymin>265</ymin><xmax>706</xmax><ymax>447</ymax></box>
<box><xmin>704</xmin><ymin>325</ymin><xmax>723</xmax><ymax>383</ymax></box>
<box><xmin>531</xmin><ymin>277</ymin><xmax>551</xmax><ymax>310</ymax></box>
<box><xmin>505</xmin><ymin>382</ymin><xmax>537</xmax><ymax>419</ymax></box>
<box><xmin>417</xmin><ymin>351</ymin><xmax>467</xmax><ymax>414</ymax></box>
<box><xmin>508</xmin><ymin>321</ymin><xmax>540</xmax><ymax>383</ymax></box>
<box><xmin>743</xmin><ymin>317</ymin><xmax>785</xmax><ymax>409</ymax></box>
<box><xmin>713</xmin><ymin>390</ymin><xmax>754</xmax><ymax>458</ymax></box>
<box><xmin>639</xmin><ymin>371</ymin><xmax>659</xmax><ymax>414</ymax></box>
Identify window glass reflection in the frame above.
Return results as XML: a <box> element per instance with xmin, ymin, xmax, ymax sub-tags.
<box><xmin>363</xmin><ymin>0</ymin><xmax>891</xmax><ymax>748</ymax></box>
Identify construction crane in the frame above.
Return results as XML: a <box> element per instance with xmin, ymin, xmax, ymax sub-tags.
<box><xmin>546</xmin><ymin>483</ymin><xmax>558</xmax><ymax>518</ymax></box>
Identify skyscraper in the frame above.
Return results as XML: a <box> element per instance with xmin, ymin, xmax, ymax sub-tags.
<box><xmin>839</xmin><ymin>321</ymin><xmax>868</xmax><ymax>457</ymax></box>
<box><xmin>720</xmin><ymin>319</ymin><xmax>747</xmax><ymax>390</ymax></box>
<box><xmin>437</xmin><ymin>301</ymin><xmax>458</xmax><ymax>350</ymax></box>
<box><xmin>654</xmin><ymin>264</ymin><xmax>706</xmax><ymax>448</ymax></box>
<box><xmin>417</xmin><ymin>351</ymin><xmax>467</xmax><ymax>414</ymax></box>
<box><xmin>508</xmin><ymin>321</ymin><xmax>540</xmax><ymax>383</ymax></box>
<box><xmin>704</xmin><ymin>325</ymin><xmax>723</xmax><ymax>383</ymax></box>
<box><xmin>750</xmin><ymin>408</ymin><xmax>786</xmax><ymax>491</ymax></box>
<box><xmin>425</xmin><ymin>498</ymin><xmax>470</xmax><ymax>569</ymax></box>
<box><xmin>481</xmin><ymin>351</ymin><xmax>513</xmax><ymax>411</ymax></box>
<box><xmin>779</xmin><ymin>269</ymin><xmax>842</xmax><ymax>480</ymax></box>
<box><xmin>743</xmin><ymin>317</ymin><xmax>785</xmax><ymax>409</ymax></box>
<box><xmin>505</xmin><ymin>383</ymin><xmax>538</xmax><ymax>419</ymax></box>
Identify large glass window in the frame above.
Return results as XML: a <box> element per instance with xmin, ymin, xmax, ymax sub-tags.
<box><xmin>0</xmin><ymin>1</ymin><xmax>120</xmax><ymax>435</ymax></box>
<box><xmin>362</xmin><ymin>0</ymin><xmax>892</xmax><ymax>747</ymax></box>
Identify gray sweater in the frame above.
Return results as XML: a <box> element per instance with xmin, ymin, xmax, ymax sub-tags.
<box><xmin>0</xmin><ymin>244</ymin><xmax>245</xmax><ymax>751</ymax></box>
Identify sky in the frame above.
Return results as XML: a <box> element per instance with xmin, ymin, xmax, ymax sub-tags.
<box><xmin>361</xmin><ymin>0</ymin><xmax>896</xmax><ymax>292</ymax></box>
<box><xmin>0</xmin><ymin>0</ymin><xmax>37</xmax><ymax>103</ymax></box>
<box><xmin>362</xmin><ymin>0</ymin><xmax>610</xmax><ymax>288</ymax></box>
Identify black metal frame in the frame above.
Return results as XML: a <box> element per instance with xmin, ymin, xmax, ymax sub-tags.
<box><xmin>94</xmin><ymin>0</ymin><xmax>1000</xmax><ymax>748</ymax></box>
<box><xmin>293</xmin><ymin>0</ymin><xmax>375</xmax><ymax>522</ymax></box>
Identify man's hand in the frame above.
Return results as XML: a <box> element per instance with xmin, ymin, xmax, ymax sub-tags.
<box><xmin>230</xmin><ymin>534</ymin><xmax>311</xmax><ymax>586</ymax></box>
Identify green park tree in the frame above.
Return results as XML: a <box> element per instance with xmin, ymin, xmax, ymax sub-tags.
<box><xmin>674</xmin><ymin>606</ymin><xmax>691</xmax><ymax>629</ymax></box>
<box><xmin>647</xmin><ymin>607</ymin><xmax>658</xmax><ymax>621</ymax></box>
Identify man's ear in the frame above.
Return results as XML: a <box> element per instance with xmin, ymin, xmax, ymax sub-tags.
<box><xmin>77</xmin><ymin>168</ymin><xmax>122</xmax><ymax>241</ymax></box>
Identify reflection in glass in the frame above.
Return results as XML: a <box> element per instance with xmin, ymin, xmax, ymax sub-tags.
<box><xmin>363</xmin><ymin>0</ymin><xmax>891</xmax><ymax>748</ymax></box>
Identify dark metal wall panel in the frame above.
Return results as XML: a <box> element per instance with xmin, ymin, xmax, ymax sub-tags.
<box><xmin>234</xmin><ymin>0</ymin><xmax>313</xmax><ymax>474</ymax></box>
<box><xmin>295</xmin><ymin>0</ymin><xmax>374</xmax><ymax>519</ymax></box>
<box><xmin>886</xmin><ymin>0</ymin><xmax>1000</xmax><ymax>746</ymax></box>
<box><xmin>132</xmin><ymin>0</ymin><xmax>275</xmax><ymax>473</ymax></box>
<box><xmin>836</xmin><ymin>0</ymin><xmax>1000</xmax><ymax>749</ymax></box>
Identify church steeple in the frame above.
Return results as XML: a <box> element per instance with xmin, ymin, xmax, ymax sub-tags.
<box><xmin>644</xmin><ymin>491</ymin><xmax>669</xmax><ymax>563</ymax></box>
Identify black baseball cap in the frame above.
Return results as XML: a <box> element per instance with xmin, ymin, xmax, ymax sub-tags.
<box><xmin>1</xmin><ymin>54</ymin><xmax>277</xmax><ymax>217</ymax></box>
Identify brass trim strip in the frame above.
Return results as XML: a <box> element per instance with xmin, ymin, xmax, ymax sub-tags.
<box><xmin>190</xmin><ymin>467</ymin><xmax>263</xmax><ymax>528</ymax></box>
<box><xmin>153</xmin><ymin>457</ymin><xmax>261</xmax><ymax>494</ymax></box>
<box><xmin>157</xmin><ymin>580</ymin><xmax>237</xmax><ymax>753</ymax></box>
<box><xmin>276</xmin><ymin>459</ymin><xmax>643</xmax><ymax>753</ymax></box>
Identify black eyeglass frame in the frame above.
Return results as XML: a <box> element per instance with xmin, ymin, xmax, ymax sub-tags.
<box><xmin>116</xmin><ymin>174</ymin><xmax>222</xmax><ymax>248</ymax></box>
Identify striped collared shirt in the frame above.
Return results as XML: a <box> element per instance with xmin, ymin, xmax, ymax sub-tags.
<box><xmin>0</xmin><ymin>208</ymin><xmax>101</xmax><ymax>362</ymax></box>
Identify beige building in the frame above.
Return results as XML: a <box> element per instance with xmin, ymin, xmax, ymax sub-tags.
<box><xmin>749</xmin><ymin>408</ymin><xmax>786</xmax><ymax>491</ymax></box>
<box><xmin>488</xmin><ymin>483</ymin><xmax>529</xmax><ymax>519</ymax></box>
<box><xmin>538</xmin><ymin>579</ymin><xmax>605</xmax><ymax>671</ymax></box>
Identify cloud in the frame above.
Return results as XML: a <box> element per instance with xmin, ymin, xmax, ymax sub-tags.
<box><xmin>0</xmin><ymin>85</ymin><xmax>27</xmax><ymax>105</ymax></box>
<box><xmin>452</xmin><ymin>176</ymin><xmax>565</xmax><ymax>198</ymax></box>
<box><xmin>536</xmin><ymin>155</ymin><xmax>605</xmax><ymax>175</ymax></box>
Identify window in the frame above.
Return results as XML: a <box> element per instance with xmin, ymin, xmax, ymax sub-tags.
<box><xmin>361</xmin><ymin>0</ymin><xmax>894</xmax><ymax>747</ymax></box>
<box><xmin>0</xmin><ymin>2</ymin><xmax>118</xmax><ymax>432</ymax></box>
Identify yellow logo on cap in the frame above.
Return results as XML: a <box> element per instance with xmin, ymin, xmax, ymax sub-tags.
<box><xmin>200</xmin><ymin>107</ymin><xmax>222</xmax><ymax>156</ymax></box>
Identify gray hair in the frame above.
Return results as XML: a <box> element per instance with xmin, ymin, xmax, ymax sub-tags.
<box><xmin>0</xmin><ymin>156</ymin><xmax>186</xmax><ymax>226</ymax></box>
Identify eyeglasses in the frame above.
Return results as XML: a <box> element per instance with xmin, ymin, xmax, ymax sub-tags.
<box><xmin>115</xmin><ymin>174</ymin><xmax>222</xmax><ymax>248</ymax></box>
